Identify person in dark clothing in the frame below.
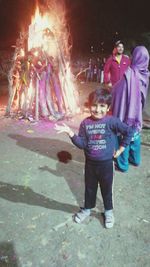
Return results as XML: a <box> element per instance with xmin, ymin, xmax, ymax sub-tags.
<box><xmin>93</xmin><ymin>64</ymin><xmax>98</xmax><ymax>82</ymax></box>
<box><xmin>55</xmin><ymin>88</ymin><xmax>135</xmax><ymax>228</ymax></box>
<box><xmin>86</xmin><ymin>58</ymin><xmax>94</xmax><ymax>82</ymax></box>
<box><xmin>96</xmin><ymin>58</ymin><xmax>101</xmax><ymax>83</ymax></box>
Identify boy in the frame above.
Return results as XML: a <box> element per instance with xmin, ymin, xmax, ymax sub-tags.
<box><xmin>104</xmin><ymin>40</ymin><xmax>130</xmax><ymax>87</ymax></box>
<box><xmin>55</xmin><ymin>89</ymin><xmax>134</xmax><ymax>228</ymax></box>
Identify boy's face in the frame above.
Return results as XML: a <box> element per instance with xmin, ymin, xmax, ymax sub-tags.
<box><xmin>90</xmin><ymin>102</ymin><xmax>109</xmax><ymax>119</ymax></box>
<box><xmin>116</xmin><ymin>43</ymin><xmax>124</xmax><ymax>55</ymax></box>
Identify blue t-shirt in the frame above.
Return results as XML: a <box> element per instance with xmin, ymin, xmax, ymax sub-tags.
<box><xmin>71</xmin><ymin>115</ymin><xmax>135</xmax><ymax>161</ymax></box>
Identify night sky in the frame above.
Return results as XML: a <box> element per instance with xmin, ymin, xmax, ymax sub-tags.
<box><xmin>0</xmin><ymin>0</ymin><xmax>150</xmax><ymax>55</ymax></box>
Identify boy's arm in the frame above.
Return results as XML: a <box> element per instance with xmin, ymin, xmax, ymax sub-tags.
<box><xmin>110</xmin><ymin>117</ymin><xmax>135</xmax><ymax>158</ymax></box>
<box><xmin>104</xmin><ymin>57</ymin><xmax>112</xmax><ymax>85</ymax></box>
<box><xmin>71</xmin><ymin>122</ymin><xmax>87</xmax><ymax>149</ymax></box>
<box><xmin>111</xmin><ymin>117</ymin><xmax>135</xmax><ymax>146</ymax></box>
<box><xmin>126</xmin><ymin>56</ymin><xmax>131</xmax><ymax>67</ymax></box>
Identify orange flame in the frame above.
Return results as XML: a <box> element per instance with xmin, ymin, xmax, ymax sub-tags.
<box><xmin>26</xmin><ymin>3</ymin><xmax>79</xmax><ymax>115</ymax></box>
<box><xmin>28</xmin><ymin>6</ymin><xmax>57</xmax><ymax>57</ymax></box>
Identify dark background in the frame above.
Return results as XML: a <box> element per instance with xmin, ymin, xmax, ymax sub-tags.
<box><xmin>0</xmin><ymin>0</ymin><xmax>150</xmax><ymax>55</ymax></box>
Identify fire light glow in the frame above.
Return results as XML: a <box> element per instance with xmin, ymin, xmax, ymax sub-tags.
<box><xmin>7</xmin><ymin>1</ymin><xmax>79</xmax><ymax>120</ymax></box>
<box><xmin>28</xmin><ymin>7</ymin><xmax>55</xmax><ymax>54</ymax></box>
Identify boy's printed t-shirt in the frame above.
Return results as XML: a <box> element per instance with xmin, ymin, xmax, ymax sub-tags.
<box><xmin>71</xmin><ymin>116</ymin><xmax>134</xmax><ymax>161</ymax></box>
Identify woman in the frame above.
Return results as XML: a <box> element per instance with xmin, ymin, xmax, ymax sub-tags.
<box><xmin>112</xmin><ymin>46</ymin><xmax>150</xmax><ymax>172</ymax></box>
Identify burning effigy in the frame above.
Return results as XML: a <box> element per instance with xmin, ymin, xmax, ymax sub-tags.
<box><xmin>6</xmin><ymin>0</ymin><xmax>79</xmax><ymax>121</ymax></box>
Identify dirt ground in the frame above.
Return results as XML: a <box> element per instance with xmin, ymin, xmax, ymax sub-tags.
<box><xmin>0</xmin><ymin>82</ymin><xmax>150</xmax><ymax>267</ymax></box>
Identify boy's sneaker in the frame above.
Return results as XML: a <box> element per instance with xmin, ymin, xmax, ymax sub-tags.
<box><xmin>104</xmin><ymin>210</ymin><xmax>114</xmax><ymax>229</ymax></box>
<box><xmin>74</xmin><ymin>207</ymin><xmax>91</xmax><ymax>223</ymax></box>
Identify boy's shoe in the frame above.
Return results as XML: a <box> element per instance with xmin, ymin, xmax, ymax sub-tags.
<box><xmin>74</xmin><ymin>207</ymin><xmax>91</xmax><ymax>223</ymax></box>
<box><xmin>104</xmin><ymin>210</ymin><xmax>114</xmax><ymax>229</ymax></box>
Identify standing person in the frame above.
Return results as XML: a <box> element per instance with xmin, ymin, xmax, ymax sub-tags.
<box><xmin>100</xmin><ymin>57</ymin><xmax>106</xmax><ymax>84</ymax></box>
<box><xmin>86</xmin><ymin>58</ymin><xmax>94</xmax><ymax>82</ymax></box>
<box><xmin>96</xmin><ymin>57</ymin><xmax>101</xmax><ymax>83</ymax></box>
<box><xmin>111</xmin><ymin>46</ymin><xmax>150</xmax><ymax>172</ymax></box>
<box><xmin>55</xmin><ymin>88</ymin><xmax>134</xmax><ymax>228</ymax></box>
<box><xmin>93</xmin><ymin>63</ymin><xmax>98</xmax><ymax>82</ymax></box>
<box><xmin>104</xmin><ymin>41</ymin><xmax>130</xmax><ymax>87</ymax></box>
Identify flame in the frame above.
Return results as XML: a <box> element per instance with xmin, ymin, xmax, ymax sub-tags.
<box><xmin>28</xmin><ymin>6</ymin><xmax>56</xmax><ymax>57</ymax></box>
<box><xmin>59</xmin><ymin>62</ymin><xmax>79</xmax><ymax>114</ymax></box>
<box><xmin>20</xmin><ymin>49</ymin><xmax>25</xmax><ymax>58</ymax></box>
<box><xmin>27</xmin><ymin>80</ymin><xmax>34</xmax><ymax>105</ymax></box>
<box><xmin>13</xmin><ymin>2</ymin><xmax>79</xmax><ymax>118</ymax></box>
<box><xmin>30</xmin><ymin>5</ymin><xmax>78</xmax><ymax>114</ymax></box>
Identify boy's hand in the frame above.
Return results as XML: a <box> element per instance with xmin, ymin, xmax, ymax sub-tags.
<box><xmin>113</xmin><ymin>146</ymin><xmax>125</xmax><ymax>158</ymax></box>
<box><xmin>107</xmin><ymin>82</ymin><xmax>112</xmax><ymax>88</ymax></box>
<box><xmin>54</xmin><ymin>123</ymin><xmax>74</xmax><ymax>137</ymax></box>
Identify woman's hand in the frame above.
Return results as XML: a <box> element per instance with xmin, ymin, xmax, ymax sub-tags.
<box><xmin>113</xmin><ymin>146</ymin><xmax>125</xmax><ymax>158</ymax></box>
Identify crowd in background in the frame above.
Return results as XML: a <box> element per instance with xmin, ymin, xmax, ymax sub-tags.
<box><xmin>73</xmin><ymin>56</ymin><xmax>106</xmax><ymax>83</ymax></box>
<box><xmin>85</xmin><ymin>57</ymin><xmax>106</xmax><ymax>83</ymax></box>
<box><xmin>73</xmin><ymin>40</ymin><xmax>130</xmax><ymax>84</ymax></box>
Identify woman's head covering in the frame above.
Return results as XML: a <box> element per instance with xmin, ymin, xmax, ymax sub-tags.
<box><xmin>131</xmin><ymin>46</ymin><xmax>150</xmax><ymax>98</ymax></box>
<box><xmin>131</xmin><ymin>46</ymin><xmax>149</xmax><ymax>70</ymax></box>
<box><xmin>111</xmin><ymin>46</ymin><xmax>150</xmax><ymax>131</ymax></box>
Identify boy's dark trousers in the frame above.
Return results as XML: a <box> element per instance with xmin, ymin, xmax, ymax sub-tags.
<box><xmin>84</xmin><ymin>159</ymin><xmax>113</xmax><ymax>210</ymax></box>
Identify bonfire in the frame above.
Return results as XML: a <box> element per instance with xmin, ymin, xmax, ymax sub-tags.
<box><xmin>6</xmin><ymin>0</ymin><xmax>79</xmax><ymax>121</ymax></box>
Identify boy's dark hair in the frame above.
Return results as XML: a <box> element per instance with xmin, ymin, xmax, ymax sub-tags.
<box><xmin>88</xmin><ymin>88</ymin><xmax>112</xmax><ymax>107</ymax></box>
<box><xmin>115</xmin><ymin>40</ymin><xmax>124</xmax><ymax>47</ymax></box>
